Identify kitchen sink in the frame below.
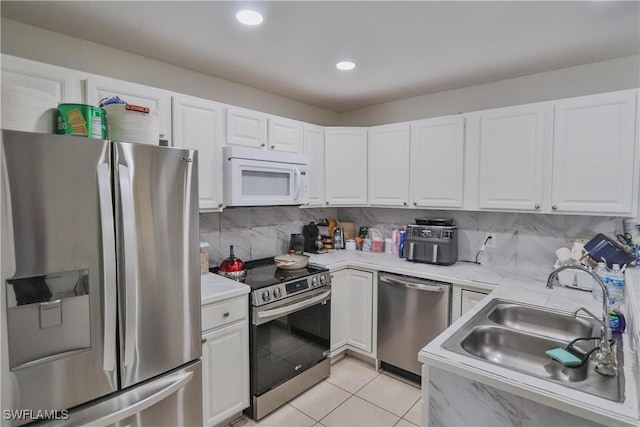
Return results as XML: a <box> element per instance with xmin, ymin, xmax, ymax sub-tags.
<box><xmin>487</xmin><ymin>303</ymin><xmax>598</xmax><ymax>342</ymax></box>
<box><xmin>442</xmin><ymin>299</ymin><xmax>624</xmax><ymax>402</ymax></box>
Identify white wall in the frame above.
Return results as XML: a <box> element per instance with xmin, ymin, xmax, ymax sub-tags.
<box><xmin>0</xmin><ymin>18</ymin><xmax>341</xmax><ymax>126</ymax></box>
<box><xmin>339</xmin><ymin>55</ymin><xmax>640</xmax><ymax>126</ymax></box>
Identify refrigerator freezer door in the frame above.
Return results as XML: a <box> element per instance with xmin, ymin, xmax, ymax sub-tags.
<box><xmin>114</xmin><ymin>142</ymin><xmax>201</xmax><ymax>388</ymax></box>
<box><xmin>1</xmin><ymin>130</ymin><xmax>118</xmax><ymax>416</ymax></box>
<box><xmin>39</xmin><ymin>360</ymin><xmax>203</xmax><ymax>427</ymax></box>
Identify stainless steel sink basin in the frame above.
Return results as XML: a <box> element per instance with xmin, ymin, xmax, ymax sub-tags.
<box><xmin>442</xmin><ymin>299</ymin><xmax>624</xmax><ymax>402</ymax></box>
<box><xmin>460</xmin><ymin>325</ymin><xmax>589</xmax><ymax>382</ymax></box>
<box><xmin>487</xmin><ymin>303</ymin><xmax>598</xmax><ymax>342</ymax></box>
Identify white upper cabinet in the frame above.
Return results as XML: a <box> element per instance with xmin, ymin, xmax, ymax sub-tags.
<box><xmin>225</xmin><ymin>106</ymin><xmax>268</xmax><ymax>149</ymax></box>
<box><xmin>172</xmin><ymin>94</ymin><xmax>225</xmax><ymax>211</ymax></box>
<box><xmin>268</xmin><ymin>116</ymin><xmax>302</xmax><ymax>153</ymax></box>
<box><xmin>410</xmin><ymin>116</ymin><xmax>465</xmax><ymax>208</ymax></box>
<box><xmin>551</xmin><ymin>91</ymin><xmax>638</xmax><ymax>216</ymax></box>
<box><xmin>1</xmin><ymin>54</ymin><xmax>81</xmax><ymax>103</ymax></box>
<box><xmin>85</xmin><ymin>75</ymin><xmax>173</xmax><ymax>145</ymax></box>
<box><xmin>368</xmin><ymin>123</ymin><xmax>411</xmax><ymax>207</ymax></box>
<box><xmin>324</xmin><ymin>127</ymin><xmax>368</xmax><ymax>206</ymax></box>
<box><xmin>226</xmin><ymin>107</ymin><xmax>302</xmax><ymax>153</ymax></box>
<box><xmin>303</xmin><ymin>124</ymin><xmax>325</xmax><ymax>206</ymax></box>
<box><xmin>476</xmin><ymin>104</ymin><xmax>550</xmax><ymax>212</ymax></box>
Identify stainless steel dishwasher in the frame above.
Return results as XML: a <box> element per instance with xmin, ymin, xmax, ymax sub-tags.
<box><xmin>377</xmin><ymin>272</ymin><xmax>451</xmax><ymax>380</ymax></box>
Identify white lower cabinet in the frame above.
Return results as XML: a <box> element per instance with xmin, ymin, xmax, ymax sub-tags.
<box><xmin>451</xmin><ymin>286</ymin><xmax>491</xmax><ymax>323</ymax></box>
<box><xmin>330</xmin><ymin>269</ymin><xmax>374</xmax><ymax>355</ymax></box>
<box><xmin>201</xmin><ymin>296</ymin><xmax>249</xmax><ymax>427</ymax></box>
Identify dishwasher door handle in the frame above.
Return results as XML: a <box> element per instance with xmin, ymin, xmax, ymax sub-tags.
<box><xmin>379</xmin><ymin>275</ymin><xmax>446</xmax><ymax>293</ymax></box>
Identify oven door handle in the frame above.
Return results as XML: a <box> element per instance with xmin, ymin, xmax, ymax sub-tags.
<box><xmin>256</xmin><ymin>290</ymin><xmax>331</xmax><ymax>324</ymax></box>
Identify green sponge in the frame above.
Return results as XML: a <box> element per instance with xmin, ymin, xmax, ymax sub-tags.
<box><xmin>545</xmin><ymin>348</ymin><xmax>582</xmax><ymax>367</ymax></box>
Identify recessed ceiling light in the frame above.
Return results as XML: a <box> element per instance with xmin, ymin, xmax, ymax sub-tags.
<box><xmin>236</xmin><ymin>10</ymin><xmax>263</xmax><ymax>26</ymax></box>
<box><xmin>336</xmin><ymin>61</ymin><xmax>356</xmax><ymax>71</ymax></box>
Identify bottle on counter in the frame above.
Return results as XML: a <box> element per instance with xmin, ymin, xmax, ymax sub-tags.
<box><xmin>608</xmin><ymin>264</ymin><xmax>625</xmax><ymax>308</ymax></box>
<box><xmin>592</xmin><ymin>262</ymin><xmax>609</xmax><ymax>301</ymax></box>
<box><xmin>399</xmin><ymin>230</ymin><xmax>406</xmax><ymax>258</ymax></box>
<box><xmin>200</xmin><ymin>242</ymin><xmax>210</xmax><ymax>274</ymax></box>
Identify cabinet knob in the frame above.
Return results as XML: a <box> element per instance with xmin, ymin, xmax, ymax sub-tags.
<box><xmin>270</xmin><ymin>145</ymin><xmax>275</xmax><ymax>149</ymax></box>
<box><xmin>218</xmin><ymin>203</ymin><xmax>223</xmax><ymax>208</ymax></box>
<box><xmin>534</xmin><ymin>204</ymin><xmax>540</xmax><ymax>209</ymax></box>
<box><xmin>201</xmin><ymin>338</ymin><xmax>207</xmax><ymax>344</ymax></box>
<box><xmin>260</xmin><ymin>143</ymin><xmax>266</xmax><ymax>147</ymax></box>
<box><xmin>552</xmin><ymin>205</ymin><xmax>558</xmax><ymax>210</ymax></box>
<box><xmin>403</xmin><ymin>202</ymin><xmax>407</xmax><ymax>206</ymax></box>
<box><xmin>223</xmin><ymin>312</ymin><xmax>230</xmax><ymax>318</ymax></box>
<box><xmin>413</xmin><ymin>202</ymin><xmax>417</xmax><ymax>206</ymax></box>
<box><xmin>326</xmin><ymin>202</ymin><xmax>329</xmax><ymax>205</ymax></box>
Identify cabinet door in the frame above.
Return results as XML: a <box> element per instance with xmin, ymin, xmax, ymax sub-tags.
<box><xmin>368</xmin><ymin>123</ymin><xmax>410</xmax><ymax>206</ymax></box>
<box><xmin>268</xmin><ymin>116</ymin><xmax>302</xmax><ymax>153</ymax></box>
<box><xmin>552</xmin><ymin>91</ymin><xmax>638</xmax><ymax>215</ymax></box>
<box><xmin>324</xmin><ymin>128</ymin><xmax>368</xmax><ymax>206</ymax></box>
<box><xmin>172</xmin><ymin>95</ymin><xmax>225</xmax><ymax>211</ymax></box>
<box><xmin>85</xmin><ymin>76</ymin><xmax>172</xmax><ymax>145</ymax></box>
<box><xmin>347</xmin><ymin>270</ymin><xmax>374</xmax><ymax>353</ymax></box>
<box><xmin>1</xmin><ymin>54</ymin><xmax>80</xmax><ymax>103</ymax></box>
<box><xmin>477</xmin><ymin>104</ymin><xmax>549</xmax><ymax>211</ymax></box>
<box><xmin>330</xmin><ymin>269</ymin><xmax>350</xmax><ymax>352</ymax></box>
<box><xmin>460</xmin><ymin>290</ymin><xmax>488</xmax><ymax>317</ymax></box>
<box><xmin>410</xmin><ymin>116</ymin><xmax>465</xmax><ymax>208</ymax></box>
<box><xmin>225</xmin><ymin>106</ymin><xmax>267</xmax><ymax>149</ymax></box>
<box><xmin>202</xmin><ymin>321</ymin><xmax>249</xmax><ymax>427</ymax></box>
<box><xmin>303</xmin><ymin>125</ymin><xmax>325</xmax><ymax>206</ymax></box>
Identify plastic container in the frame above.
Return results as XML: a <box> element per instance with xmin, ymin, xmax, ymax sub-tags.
<box><xmin>345</xmin><ymin>239</ymin><xmax>356</xmax><ymax>251</ymax></box>
<box><xmin>56</xmin><ymin>104</ymin><xmax>106</xmax><ymax>139</ymax></box>
<box><xmin>362</xmin><ymin>238</ymin><xmax>372</xmax><ymax>252</ymax></box>
<box><xmin>592</xmin><ymin>262</ymin><xmax>609</xmax><ymax>301</ymax></box>
<box><xmin>608</xmin><ymin>264</ymin><xmax>625</xmax><ymax>308</ymax></box>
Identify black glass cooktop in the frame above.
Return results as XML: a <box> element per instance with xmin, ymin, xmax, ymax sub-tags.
<box><xmin>211</xmin><ymin>258</ymin><xmax>328</xmax><ymax>290</ymax></box>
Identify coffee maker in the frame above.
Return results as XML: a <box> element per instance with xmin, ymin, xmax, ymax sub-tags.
<box><xmin>302</xmin><ymin>222</ymin><xmax>320</xmax><ymax>253</ymax></box>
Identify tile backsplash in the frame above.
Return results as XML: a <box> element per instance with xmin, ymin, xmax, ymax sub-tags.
<box><xmin>199</xmin><ymin>206</ymin><xmax>626</xmax><ymax>272</ymax></box>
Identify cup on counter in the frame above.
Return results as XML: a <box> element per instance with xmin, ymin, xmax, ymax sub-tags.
<box><xmin>345</xmin><ymin>239</ymin><xmax>356</xmax><ymax>251</ymax></box>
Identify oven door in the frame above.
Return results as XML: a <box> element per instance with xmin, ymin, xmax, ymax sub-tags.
<box><xmin>250</xmin><ymin>288</ymin><xmax>331</xmax><ymax>397</ymax></box>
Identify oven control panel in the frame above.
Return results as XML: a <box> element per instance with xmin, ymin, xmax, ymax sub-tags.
<box><xmin>252</xmin><ymin>271</ymin><xmax>331</xmax><ymax>306</ymax></box>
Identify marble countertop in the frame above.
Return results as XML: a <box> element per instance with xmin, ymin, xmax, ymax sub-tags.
<box><xmin>305</xmin><ymin>250</ymin><xmax>639</xmax><ymax>426</ymax></box>
<box><xmin>201</xmin><ymin>272</ymin><xmax>250</xmax><ymax>305</ymax></box>
<box><xmin>420</xmin><ymin>272</ymin><xmax>639</xmax><ymax>426</ymax></box>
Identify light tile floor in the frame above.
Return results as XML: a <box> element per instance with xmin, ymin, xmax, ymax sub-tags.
<box><xmin>230</xmin><ymin>357</ymin><xmax>421</xmax><ymax>427</ymax></box>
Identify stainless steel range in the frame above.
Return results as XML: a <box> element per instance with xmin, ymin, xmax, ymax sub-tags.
<box><xmin>241</xmin><ymin>259</ymin><xmax>331</xmax><ymax>420</ymax></box>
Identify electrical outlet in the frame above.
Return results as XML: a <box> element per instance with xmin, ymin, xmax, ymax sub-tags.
<box><xmin>485</xmin><ymin>233</ymin><xmax>496</xmax><ymax>248</ymax></box>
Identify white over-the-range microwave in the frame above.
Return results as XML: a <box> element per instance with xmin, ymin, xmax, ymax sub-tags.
<box><xmin>223</xmin><ymin>146</ymin><xmax>310</xmax><ymax>207</ymax></box>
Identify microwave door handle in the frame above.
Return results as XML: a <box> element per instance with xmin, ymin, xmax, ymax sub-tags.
<box><xmin>294</xmin><ymin>167</ymin><xmax>301</xmax><ymax>202</ymax></box>
<box><xmin>97</xmin><ymin>163</ymin><xmax>117</xmax><ymax>374</ymax></box>
<box><xmin>119</xmin><ymin>165</ymin><xmax>138</xmax><ymax>369</ymax></box>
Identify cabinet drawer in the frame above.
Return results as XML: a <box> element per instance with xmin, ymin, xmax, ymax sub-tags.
<box><xmin>202</xmin><ymin>297</ymin><xmax>247</xmax><ymax>331</ymax></box>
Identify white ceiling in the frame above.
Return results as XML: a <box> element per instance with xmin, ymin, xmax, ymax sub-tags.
<box><xmin>2</xmin><ymin>1</ymin><xmax>639</xmax><ymax>112</ymax></box>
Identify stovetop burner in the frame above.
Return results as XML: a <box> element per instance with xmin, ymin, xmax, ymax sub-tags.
<box><xmin>210</xmin><ymin>257</ymin><xmax>329</xmax><ymax>290</ymax></box>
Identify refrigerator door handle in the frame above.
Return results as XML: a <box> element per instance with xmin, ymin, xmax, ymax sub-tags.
<box><xmin>119</xmin><ymin>165</ymin><xmax>138</xmax><ymax>368</ymax></box>
<box><xmin>61</xmin><ymin>370</ymin><xmax>194</xmax><ymax>427</ymax></box>
<box><xmin>97</xmin><ymin>163</ymin><xmax>117</xmax><ymax>373</ymax></box>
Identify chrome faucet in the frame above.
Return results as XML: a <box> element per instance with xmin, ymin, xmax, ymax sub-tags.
<box><xmin>546</xmin><ymin>264</ymin><xmax>616</xmax><ymax>377</ymax></box>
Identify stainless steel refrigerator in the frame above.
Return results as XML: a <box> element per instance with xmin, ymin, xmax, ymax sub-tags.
<box><xmin>1</xmin><ymin>130</ymin><xmax>202</xmax><ymax>426</ymax></box>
